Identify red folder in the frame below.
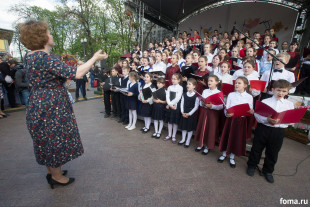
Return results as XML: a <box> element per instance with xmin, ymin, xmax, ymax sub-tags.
<box><xmin>250</xmin><ymin>80</ymin><xmax>267</xmax><ymax>91</ymax></box>
<box><xmin>222</xmin><ymin>83</ymin><xmax>235</xmax><ymax>96</ymax></box>
<box><xmin>195</xmin><ymin>91</ymin><xmax>224</xmax><ymax>105</ymax></box>
<box><xmin>254</xmin><ymin>100</ymin><xmax>308</xmax><ymax>124</ymax></box>
<box><xmin>226</xmin><ymin>103</ymin><xmax>251</xmax><ymax>117</ymax></box>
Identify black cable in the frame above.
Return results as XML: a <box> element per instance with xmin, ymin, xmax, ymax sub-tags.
<box><xmin>241</xmin><ymin>152</ymin><xmax>310</xmax><ymax>177</ymax></box>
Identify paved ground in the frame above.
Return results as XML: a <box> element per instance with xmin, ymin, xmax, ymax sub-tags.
<box><xmin>0</xmin><ymin>88</ymin><xmax>310</xmax><ymax>207</ymax></box>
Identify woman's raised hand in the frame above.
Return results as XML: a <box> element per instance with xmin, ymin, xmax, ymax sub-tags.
<box><xmin>94</xmin><ymin>50</ymin><xmax>108</xmax><ymax>61</ymax></box>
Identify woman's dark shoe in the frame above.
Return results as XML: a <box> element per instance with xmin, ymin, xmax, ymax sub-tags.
<box><xmin>178</xmin><ymin>140</ymin><xmax>185</xmax><ymax>145</ymax></box>
<box><xmin>152</xmin><ymin>132</ymin><xmax>157</xmax><ymax>138</ymax></box>
<box><xmin>217</xmin><ymin>156</ymin><xmax>226</xmax><ymax>163</ymax></box>
<box><xmin>229</xmin><ymin>159</ymin><xmax>236</xmax><ymax>168</ymax></box>
<box><xmin>50</xmin><ymin>177</ymin><xmax>75</xmax><ymax>189</ymax></box>
<box><xmin>184</xmin><ymin>144</ymin><xmax>190</xmax><ymax>148</ymax></box>
<box><xmin>195</xmin><ymin>147</ymin><xmax>202</xmax><ymax>152</ymax></box>
<box><xmin>155</xmin><ymin>133</ymin><xmax>161</xmax><ymax>139</ymax></box>
<box><xmin>46</xmin><ymin>170</ymin><xmax>68</xmax><ymax>184</ymax></box>
<box><xmin>142</xmin><ymin>128</ymin><xmax>150</xmax><ymax>133</ymax></box>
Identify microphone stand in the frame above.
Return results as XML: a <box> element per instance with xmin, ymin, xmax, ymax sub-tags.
<box><xmin>233</xmin><ymin>26</ymin><xmax>286</xmax><ymax>92</ymax></box>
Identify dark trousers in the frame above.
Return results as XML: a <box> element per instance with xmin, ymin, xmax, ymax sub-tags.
<box><xmin>103</xmin><ymin>90</ymin><xmax>111</xmax><ymax>115</ymax></box>
<box><xmin>247</xmin><ymin>123</ymin><xmax>285</xmax><ymax>174</ymax></box>
<box><xmin>7</xmin><ymin>86</ymin><xmax>17</xmax><ymax>107</ymax></box>
<box><xmin>120</xmin><ymin>93</ymin><xmax>128</xmax><ymax>122</ymax></box>
<box><xmin>76</xmin><ymin>80</ymin><xmax>86</xmax><ymax>99</ymax></box>
<box><xmin>111</xmin><ymin>91</ymin><xmax>121</xmax><ymax>118</ymax></box>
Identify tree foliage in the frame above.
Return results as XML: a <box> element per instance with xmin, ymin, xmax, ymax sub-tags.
<box><xmin>10</xmin><ymin>0</ymin><xmax>135</xmax><ymax>66</ymax></box>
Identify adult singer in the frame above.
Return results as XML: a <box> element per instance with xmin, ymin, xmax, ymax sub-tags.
<box><xmin>19</xmin><ymin>20</ymin><xmax>108</xmax><ymax>189</ymax></box>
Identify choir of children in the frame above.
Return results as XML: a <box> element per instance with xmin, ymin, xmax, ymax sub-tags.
<box><xmin>98</xmin><ymin>27</ymin><xmax>303</xmax><ymax>184</ymax></box>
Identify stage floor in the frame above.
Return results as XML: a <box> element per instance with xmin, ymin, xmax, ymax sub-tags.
<box><xmin>0</xmin><ymin>96</ymin><xmax>309</xmax><ymax>207</ymax></box>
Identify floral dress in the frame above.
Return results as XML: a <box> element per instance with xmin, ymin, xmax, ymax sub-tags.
<box><xmin>24</xmin><ymin>51</ymin><xmax>84</xmax><ymax>168</ymax></box>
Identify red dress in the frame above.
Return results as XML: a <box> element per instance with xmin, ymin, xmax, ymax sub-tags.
<box><xmin>165</xmin><ymin>65</ymin><xmax>180</xmax><ymax>87</ymax></box>
<box><xmin>194</xmin><ymin>107</ymin><xmax>221</xmax><ymax>148</ymax></box>
<box><xmin>195</xmin><ymin>69</ymin><xmax>210</xmax><ymax>94</ymax></box>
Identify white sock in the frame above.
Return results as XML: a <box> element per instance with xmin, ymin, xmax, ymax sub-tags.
<box><xmin>128</xmin><ymin>110</ymin><xmax>133</xmax><ymax>127</ymax></box>
<box><xmin>172</xmin><ymin>124</ymin><xmax>178</xmax><ymax>138</ymax></box>
<box><xmin>158</xmin><ymin>120</ymin><xmax>164</xmax><ymax>134</ymax></box>
<box><xmin>132</xmin><ymin>110</ymin><xmax>137</xmax><ymax>126</ymax></box>
<box><xmin>181</xmin><ymin>130</ymin><xmax>187</xmax><ymax>143</ymax></box>
<box><xmin>154</xmin><ymin>120</ymin><xmax>158</xmax><ymax>133</ymax></box>
<box><xmin>144</xmin><ymin>117</ymin><xmax>147</xmax><ymax>128</ymax></box>
<box><xmin>168</xmin><ymin>123</ymin><xmax>172</xmax><ymax>137</ymax></box>
<box><xmin>146</xmin><ymin>117</ymin><xmax>151</xmax><ymax>129</ymax></box>
<box><xmin>222</xmin><ymin>151</ymin><xmax>227</xmax><ymax>157</ymax></box>
<box><xmin>186</xmin><ymin>131</ymin><xmax>193</xmax><ymax>145</ymax></box>
<box><xmin>230</xmin><ymin>153</ymin><xmax>235</xmax><ymax>164</ymax></box>
<box><xmin>203</xmin><ymin>147</ymin><xmax>209</xmax><ymax>153</ymax></box>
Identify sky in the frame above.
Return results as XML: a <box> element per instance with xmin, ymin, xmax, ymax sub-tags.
<box><xmin>0</xmin><ymin>0</ymin><xmax>62</xmax><ymax>31</ymax></box>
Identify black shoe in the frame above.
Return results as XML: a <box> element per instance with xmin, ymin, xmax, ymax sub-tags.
<box><xmin>111</xmin><ymin>114</ymin><xmax>116</xmax><ymax>118</ymax></box>
<box><xmin>152</xmin><ymin>133</ymin><xmax>157</xmax><ymax>138</ymax></box>
<box><xmin>217</xmin><ymin>156</ymin><xmax>226</xmax><ymax>163</ymax></box>
<box><xmin>229</xmin><ymin>159</ymin><xmax>236</xmax><ymax>168</ymax></box>
<box><xmin>49</xmin><ymin>177</ymin><xmax>75</xmax><ymax>189</ymax></box>
<box><xmin>262</xmin><ymin>172</ymin><xmax>274</xmax><ymax>183</ymax></box>
<box><xmin>247</xmin><ymin>167</ymin><xmax>255</xmax><ymax>177</ymax></box>
<box><xmin>46</xmin><ymin>170</ymin><xmax>68</xmax><ymax>184</ymax></box>
<box><xmin>178</xmin><ymin>141</ymin><xmax>185</xmax><ymax>145</ymax></box>
<box><xmin>155</xmin><ymin>133</ymin><xmax>161</xmax><ymax>139</ymax></box>
<box><xmin>184</xmin><ymin>144</ymin><xmax>190</xmax><ymax>148</ymax></box>
<box><xmin>195</xmin><ymin>147</ymin><xmax>202</xmax><ymax>152</ymax></box>
<box><xmin>104</xmin><ymin>114</ymin><xmax>110</xmax><ymax>118</ymax></box>
<box><xmin>201</xmin><ymin>149</ymin><xmax>209</xmax><ymax>155</ymax></box>
<box><xmin>140</xmin><ymin>127</ymin><xmax>145</xmax><ymax>131</ymax></box>
<box><xmin>142</xmin><ymin>128</ymin><xmax>150</xmax><ymax>133</ymax></box>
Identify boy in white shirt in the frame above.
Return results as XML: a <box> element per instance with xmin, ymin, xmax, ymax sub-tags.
<box><xmin>247</xmin><ymin>80</ymin><xmax>294</xmax><ymax>184</ymax></box>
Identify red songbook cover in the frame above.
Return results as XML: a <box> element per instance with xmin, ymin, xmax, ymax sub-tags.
<box><xmin>222</xmin><ymin>83</ymin><xmax>235</xmax><ymax>96</ymax></box>
<box><xmin>255</xmin><ymin>100</ymin><xmax>308</xmax><ymax>124</ymax></box>
<box><xmin>226</xmin><ymin>103</ymin><xmax>251</xmax><ymax>117</ymax></box>
<box><xmin>195</xmin><ymin>91</ymin><xmax>224</xmax><ymax>105</ymax></box>
<box><xmin>250</xmin><ymin>80</ymin><xmax>267</xmax><ymax>91</ymax></box>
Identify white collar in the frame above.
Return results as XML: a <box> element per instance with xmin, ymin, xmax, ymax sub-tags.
<box><xmin>272</xmin><ymin>95</ymin><xmax>285</xmax><ymax>103</ymax></box>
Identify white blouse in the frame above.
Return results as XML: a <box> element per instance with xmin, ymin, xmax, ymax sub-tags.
<box><xmin>166</xmin><ymin>84</ymin><xmax>183</xmax><ymax>109</ymax></box>
<box><xmin>225</xmin><ymin>91</ymin><xmax>253</xmax><ymax>116</ymax></box>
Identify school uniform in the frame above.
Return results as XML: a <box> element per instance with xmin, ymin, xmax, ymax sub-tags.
<box><xmin>110</xmin><ymin>75</ymin><xmax>121</xmax><ymax>119</ymax></box>
<box><xmin>139</xmin><ymin>83</ymin><xmax>156</xmax><ymax>117</ymax></box>
<box><xmin>180</xmin><ymin>64</ymin><xmax>197</xmax><ymax>93</ymax></box>
<box><xmin>119</xmin><ymin>75</ymin><xmax>129</xmax><ymax>123</ymax></box>
<box><xmin>247</xmin><ymin>96</ymin><xmax>294</xmax><ymax>174</ymax></box>
<box><xmin>259</xmin><ymin>60</ymin><xmax>273</xmax><ymax>76</ymax></box>
<box><xmin>194</xmin><ymin>69</ymin><xmax>210</xmax><ymax>94</ymax></box>
<box><xmin>165</xmin><ymin>84</ymin><xmax>183</xmax><ymax>124</ymax></box>
<box><xmin>127</xmin><ymin>82</ymin><xmax>139</xmax><ymax>110</ymax></box>
<box><xmin>216</xmin><ymin>72</ymin><xmax>233</xmax><ymax>84</ymax></box>
<box><xmin>151</xmin><ymin>87</ymin><xmax>166</xmax><ymax>121</ymax></box>
<box><xmin>165</xmin><ymin>65</ymin><xmax>180</xmax><ymax>87</ymax></box>
<box><xmin>218</xmin><ymin>91</ymin><xmax>253</xmax><ymax>156</ymax></box>
<box><xmin>260</xmin><ymin>68</ymin><xmax>296</xmax><ymax>98</ymax></box>
<box><xmin>150</xmin><ymin>61</ymin><xmax>167</xmax><ymax>75</ymax></box>
<box><xmin>178</xmin><ymin>91</ymin><xmax>199</xmax><ymax>131</ymax></box>
<box><xmin>194</xmin><ymin>88</ymin><xmax>223</xmax><ymax>148</ymax></box>
<box><xmin>204</xmin><ymin>53</ymin><xmax>214</xmax><ymax>64</ymax></box>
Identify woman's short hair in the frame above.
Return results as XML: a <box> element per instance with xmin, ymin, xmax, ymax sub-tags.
<box><xmin>19</xmin><ymin>20</ymin><xmax>49</xmax><ymax>50</ymax></box>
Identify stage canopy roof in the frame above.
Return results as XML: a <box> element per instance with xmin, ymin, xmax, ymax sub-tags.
<box><xmin>126</xmin><ymin>0</ymin><xmax>308</xmax><ymax>30</ymax></box>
